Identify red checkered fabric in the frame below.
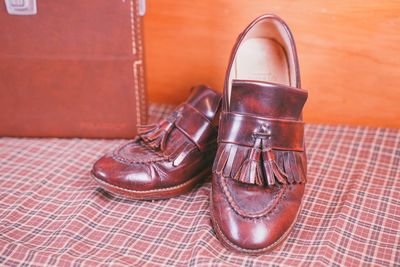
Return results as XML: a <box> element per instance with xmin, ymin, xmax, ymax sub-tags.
<box><xmin>0</xmin><ymin>104</ymin><xmax>399</xmax><ymax>266</ymax></box>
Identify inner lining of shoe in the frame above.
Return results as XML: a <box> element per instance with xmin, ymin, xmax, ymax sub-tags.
<box><xmin>234</xmin><ymin>38</ymin><xmax>289</xmax><ymax>84</ymax></box>
<box><xmin>228</xmin><ymin>19</ymin><xmax>296</xmax><ymax>105</ymax></box>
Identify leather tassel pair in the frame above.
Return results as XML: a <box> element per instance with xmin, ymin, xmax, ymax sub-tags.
<box><xmin>137</xmin><ymin>116</ymin><xmax>178</xmax><ymax>151</ymax></box>
<box><xmin>232</xmin><ymin>137</ymin><xmax>289</xmax><ymax>186</ymax></box>
<box><xmin>137</xmin><ymin>110</ymin><xmax>199</xmax><ymax>167</ymax></box>
<box><xmin>233</xmin><ymin>139</ymin><xmax>264</xmax><ymax>186</ymax></box>
<box><xmin>212</xmin><ymin>132</ymin><xmax>306</xmax><ymax>186</ymax></box>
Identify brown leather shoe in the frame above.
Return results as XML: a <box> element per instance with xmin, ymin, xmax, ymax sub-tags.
<box><xmin>210</xmin><ymin>14</ymin><xmax>308</xmax><ymax>254</ymax></box>
<box><xmin>92</xmin><ymin>85</ymin><xmax>221</xmax><ymax>200</ymax></box>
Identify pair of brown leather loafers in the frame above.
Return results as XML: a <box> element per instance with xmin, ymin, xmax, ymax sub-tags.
<box><xmin>91</xmin><ymin>14</ymin><xmax>308</xmax><ymax>254</ymax></box>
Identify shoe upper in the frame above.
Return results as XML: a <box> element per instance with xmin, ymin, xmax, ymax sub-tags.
<box><xmin>211</xmin><ymin>14</ymin><xmax>308</xmax><ymax>252</ymax></box>
<box><xmin>92</xmin><ymin>85</ymin><xmax>221</xmax><ymax>192</ymax></box>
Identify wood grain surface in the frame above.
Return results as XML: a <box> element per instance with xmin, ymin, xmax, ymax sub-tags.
<box><xmin>143</xmin><ymin>0</ymin><xmax>400</xmax><ymax>127</ymax></box>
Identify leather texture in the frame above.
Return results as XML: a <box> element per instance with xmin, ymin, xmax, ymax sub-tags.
<box><xmin>92</xmin><ymin>85</ymin><xmax>221</xmax><ymax>200</ymax></box>
<box><xmin>210</xmin><ymin>14</ymin><xmax>308</xmax><ymax>254</ymax></box>
<box><xmin>0</xmin><ymin>0</ymin><xmax>146</xmax><ymax>138</ymax></box>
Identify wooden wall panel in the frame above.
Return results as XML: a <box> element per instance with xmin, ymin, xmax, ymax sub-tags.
<box><xmin>143</xmin><ymin>0</ymin><xmax>400</xmax><ymax>127</ymax></box>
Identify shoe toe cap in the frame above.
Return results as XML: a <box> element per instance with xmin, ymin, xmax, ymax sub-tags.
<box><xmin>213</xmin><ymin>203</ymin><xmax>297</xmax><ymax>252</ymax></box>
<box><xmin>91</xmin><ymin>155</ymin><xmax>115</xmax><ymax>182</ymax></box>
<box><xmin>91</xmin><ymin>155</ymin><xmax>156</xmax><ymax>191</ymax></box>
<box><xmin>211</xmin><ymin>176</ymin><xmax>304</xmax><ymax>252</ymax></box>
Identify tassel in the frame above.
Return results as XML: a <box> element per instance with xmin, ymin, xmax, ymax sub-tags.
<box><xmin>233</xmin><ymin>139</ymin><xmax>264</xmax><ymax>186</ymax></box>
<box><xmin>262</xmin><ymin>145</ymin><xmax>288</xmax><ymax>186</ymax></box>
<box><xmin>137</xmin><ymin>124</ymin><xmax>157</xmax><ymax>135</ymax></box>
<box><xmin>137</xmin><ymin>118</ymin><xmax>176</xmax><ymax>151</ymax></box>
<box><xmin>217</xmin><ymin>126</ymin><xmax>305</xmax><ymax>186</ymax></box>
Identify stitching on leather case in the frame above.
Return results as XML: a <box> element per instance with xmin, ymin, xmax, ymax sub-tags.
<box><xmin>136</xmin><ymin>1</ymin><xmax>147</xmax><ymax>123</ymax></box>
<box><xmin>136</xmin><ymin>0</ymin><xmax>146</xmax><ymax>124</ymax></box>
<box><xmin>219</xmin><ymin>175</ymin><xmax>287</xmax><ymax>219</ymax></box>
<box><xmin>137</xmin><ymin>0</ymin><xmax>146</xmax><ymax>124</ymax></box>
<box><xmin>130</xmin><ymin>0</ymin><xmax>146</xmax><ymax>125</ymax></box>
<box><xmin>133</xmin><ymin>61</ymin><xmax>143</xmax><ymax>125</ymax></box>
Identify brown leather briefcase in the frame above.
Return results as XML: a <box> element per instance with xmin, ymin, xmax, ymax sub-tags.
<box><xmin>0</xmin><ymin>0</ymin><xmax>147</xmax><ymax>138</ymax></box>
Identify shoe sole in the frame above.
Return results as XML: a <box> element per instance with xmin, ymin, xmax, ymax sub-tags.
<box><xmin>210</xmin><ymin>189</ymin><xmax>303</xmax><ymax>255</ymax></box>
<box><xmin>91</xmin><ymin>169</ymin><xmax>211</xmax><ymax>200</ymax></box>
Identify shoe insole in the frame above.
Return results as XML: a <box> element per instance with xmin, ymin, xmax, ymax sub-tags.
<box><xmin>233</xmin><ymin>37</ymin><xmax>289</xmax><ymax>85</ymax></box>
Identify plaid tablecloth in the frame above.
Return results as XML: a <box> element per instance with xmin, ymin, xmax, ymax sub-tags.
<box><xmin>0</xmin><ymin>104</ymin><xmax>399</xmax><ymax>266</ymax></box>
